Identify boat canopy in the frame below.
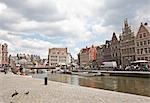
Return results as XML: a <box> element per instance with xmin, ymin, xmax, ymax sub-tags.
<box><xmin>131</xmin><ymin>60</ymin><xmax>148</xmax><ymax>64</ymax></box>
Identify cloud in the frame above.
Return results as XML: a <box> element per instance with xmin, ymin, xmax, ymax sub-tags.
<box><xmin>0</xmin><ymin>0</ymin><xmax>150</xmax><ymax>58</ymax></box>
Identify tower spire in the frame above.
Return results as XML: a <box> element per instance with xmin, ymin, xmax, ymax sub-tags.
<box><xmin>124</xmin><ymin>18</ymin><xmax>128</xmax><ymax>28</ymax></box>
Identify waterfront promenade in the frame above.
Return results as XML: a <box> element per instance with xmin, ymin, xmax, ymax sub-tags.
<box><xmin>0</xmin><ymin>73</ymin><xmax>150</xmax><ymax>103</ymax></box>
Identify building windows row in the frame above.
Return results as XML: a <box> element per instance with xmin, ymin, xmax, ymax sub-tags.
<box><xmin>59</xmin><ymin>56</ymin><xmax>66</xmax><ymax>59</ymax></box>
<box><xmin>137</xmin><ymin>40</ymin><xmax>150</xmax><ymax>46</ymax></box>
<box><xmin>137</xmin><ymin>57</ymin><xmax>150</xmax><ymax>61</ymax></box>
<box><xmin>51</xmin><ymin>56</ymin><xmax>57</xmax><ymax>58</ymax></box>
<box><xmin>59</xmin><ymin>60</ymin><xmax>66</xmax><ymax>62</ymax></box>
<box><xmin>122</xmin><ymin>47</ymin><xmax>135</xmax><ymax>54</ymax></box>
<box><xmin>139</xmin><ymin>33</ymin><xmax>147</xmax><ymax>38</ymax></box>
<box><xmin>137</xmin><ymin>48</ymin><xmax>150</xmax><ymax>54</ymax></box>
<box><xmin>112</xmin><ymin>53</ymin><xmax>118</xmax><ymax>57</ymax></box>
<box><xmin>50</xmin><ymin>59</ymin><xmax>57</xmax><ymax>61</ymax></box>
<box><xmin>51</xmin><ymin>63</ymin><xmax>57</xmax><ymax>66</ymax></box>
<box><xmin>121</xmin><ymin>40</ymin><xmax>135</xmax><ymax>47</ymax></box>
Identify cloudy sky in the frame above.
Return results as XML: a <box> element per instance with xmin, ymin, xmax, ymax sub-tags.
<box><xmin>0</xmin><ymin>0</ymin><xmax>150</xmax><ymax>58</ymax></box>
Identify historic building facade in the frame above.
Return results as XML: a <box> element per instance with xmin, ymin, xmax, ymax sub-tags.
<box><xmin>48</xmin><ymin>48</ymin><xmax>68</xmax><ymax>67</ymax></box>
<box><xmin>135</xmin><ymin>23</ymin><xmax>150</xmax><ymax>63</ymax></box>
<box><xmin>89</xmin><ymin>45</ymin><xmax>97</xmax><ymax>62</ymax></box>
<box><xmin>78</xmin><ymin>46</ymin><xmax>90</xmax><ymax>67</ymax></box>
<box><xmin>111</xmin><ymin>32</ymin><xmax>121</xmax><ymax>66</ymax></box>
<box><xmin>0</xmin><ymin>43</ymin><xmax>8</xmax><ymax>67</ymax></box>
<box><xmin>101</xmin><ymin>40</ymin><xmax>113</xmax><ymax>62</ymax></box>
<box><xmin>120</xmin><ymin>19</ymin><xmax>136</xmax><ymax>67</ymax></box>
<box><xmin>96</xmin><ymin>45</ymin><xmax>103</xmax><ymax>67</ymax></box>
<box><xmin>78</xmin><ymin>45</ymin><xmax>97</xmax><ymax>67</ymax></box>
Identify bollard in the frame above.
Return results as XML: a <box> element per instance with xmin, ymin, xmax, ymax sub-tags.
<box><xmin>44</xmin><ymin>77</ymin><xmax>48</xmax><ymax>85</ymax></box>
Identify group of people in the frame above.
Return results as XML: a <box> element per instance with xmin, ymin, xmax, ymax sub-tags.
<box><xmin>15</xmin><ymin>66</ymin><xmax>26</xmax><ymax>75</ymax></box>
<box><xmin>123</xmin><ymin>64</ymin><xmax>150</xmax><ymax>71</ymax></box>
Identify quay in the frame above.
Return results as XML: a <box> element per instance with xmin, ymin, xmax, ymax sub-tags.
<box><xmin>0</xmin><ymin>73</ymin><xmax>150</xmax><ymax>103</ymax></box>
<box><xmin>72</xmin><ymin>70</ymin><xmax>150</xmax><ymax>78</ymax></box>
<box><xmin>100</xmin><ymin>71</ymin><xmax>150</xmax><ymax>77</ymax></box>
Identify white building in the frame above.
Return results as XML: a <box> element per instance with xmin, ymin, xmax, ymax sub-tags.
<box><xmin>66</xmin><ymin>53</ymin><xmax>73</xmax><ymax>66</ymax></box>
<box><xmin>48</xmin><ymin>48</ymin><xmax>68</xmax><ymax>67</ymax></box>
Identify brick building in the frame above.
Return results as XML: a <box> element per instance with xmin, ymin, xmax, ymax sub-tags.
<box><xmin>102</xmin><ymin>40</ymin><xmax>113</xmax><ymax>62</ymax></box>
<box><xmin>78</xmin><ymin>46</ymin><xmax>90</xmax><ymax>67</ymax></box>
<box><xmin>96</xmin><ymin>45</ymin><xmax>103</xmax><ymax>67</ymax></box>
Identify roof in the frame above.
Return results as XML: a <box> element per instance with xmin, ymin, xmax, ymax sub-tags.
<box><xmin>111</xmin><ymin>32</ymin><xmax>119</xmax><ymax>44</ymax></box>
<box><xmin>131</xmin><ymin>60</ymin><xmax>148</xmax><ymax>63</ymax></box>
<box><xmin>81</xmin><ymin>48</ymin><xmax>90</xmax><ymax>53</ymax></box>
<box><xmin>49</xmin><ymin>48</ymin><xmax>67</xmax><ymax>53</ymax></box>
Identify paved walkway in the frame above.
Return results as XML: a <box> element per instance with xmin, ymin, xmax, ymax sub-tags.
<box><xmin>0</xmin><ymin>73</ymin><xmax>150</xmax><ymax>103</ymax></box>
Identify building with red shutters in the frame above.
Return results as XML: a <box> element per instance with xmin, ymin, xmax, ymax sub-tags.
<box><xmin>78</xmin><ymin>45</ymin><xmax>97</xmax><ymax>67</ymax></box>
<box><xmin>89</xmin><ymin>45</ymin><xmax>97</xmax><ymax>62</ymax></box>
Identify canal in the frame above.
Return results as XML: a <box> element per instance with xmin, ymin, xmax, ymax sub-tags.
<box><xmin>32</xmin><ymin>73</ymin><xmax>150</xmax><ymax>97</ymax></box>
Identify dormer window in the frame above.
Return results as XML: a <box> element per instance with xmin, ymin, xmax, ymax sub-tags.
<box><xmin>139</xmin><ymin>34</ymin><xmax>142</xmax><ymax>38</ymax></box>
<box><xmin>143</xmin><ymin>33</ymin><xmax>146</xmax><ymax>37</ymax></box>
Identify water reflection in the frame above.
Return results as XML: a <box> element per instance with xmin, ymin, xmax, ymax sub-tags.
<box><xmin>32</xmin><ymin>73</ymin><xmax>150</xmax><ymax>97</ymax></box>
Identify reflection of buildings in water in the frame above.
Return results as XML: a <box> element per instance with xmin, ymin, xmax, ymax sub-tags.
<box><xmin>134</xmin><ymin>79</ymin><xmax>150</xmax><ymax>95</ymax></box>
<box><xmin>68</xmin><ymin>75</ymin><xmax>79</xmax><ymax>86</ymax></box>
<box><xmin>47</xmin><ymin>74</ymin><xmax>150</xmax><ymax>96</ymax></box>
<box><xmin>117</xmin><ymin>77</ymin><xmax>137</xmax><ymax>94</ymax></box>
<box><xmin>102</xmin><ymin>77</ymin><xmax>118</xmax><ymax>90</ymax></box>
<box><xmin>79</xmin><ymin>78</ymin><xmax>97</xmax><ymax>88</ymax></box>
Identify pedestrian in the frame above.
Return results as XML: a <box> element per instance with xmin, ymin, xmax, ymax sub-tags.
<box><xmin>4</xmin><ymin>65</ymin><xmax>7</xmax><ymax>74</ymax></box>
<box><xmin>4</xmin><ymin>67</ymin><xmax>6</xmax><ymax>74</ymax></box>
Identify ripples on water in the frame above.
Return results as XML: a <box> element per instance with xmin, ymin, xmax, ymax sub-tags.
<box><xmin>32</xmin><ymin>73</ymin><xmax>150</xmax><ymax>97</ymax></box>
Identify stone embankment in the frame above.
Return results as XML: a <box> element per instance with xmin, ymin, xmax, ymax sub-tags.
<box><xmin>0</xmin><ymin>73</ymin><xmax>150</xmax><ymax>103</ymax></box>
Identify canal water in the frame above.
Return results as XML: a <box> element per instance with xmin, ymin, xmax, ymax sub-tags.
<box><xmin>32</xmin><ymin>73</ymin><xmax>150</xmax><ymax>97</ymax></box>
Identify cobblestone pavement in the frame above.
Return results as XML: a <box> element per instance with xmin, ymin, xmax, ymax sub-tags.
<box><xmin>0</xmin><ymin>73</ymin><xmax>150</xmax><ymax>103</ymax></box>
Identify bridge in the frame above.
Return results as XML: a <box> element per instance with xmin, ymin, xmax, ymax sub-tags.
<box><xmin>26</xmin><ymin>66</ymin><xmax>55</xmax><ymax>70</ymax></box>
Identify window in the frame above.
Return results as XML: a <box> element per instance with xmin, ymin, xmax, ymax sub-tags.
<box><xmin>137</xmin><ymin>49</ymin><xmax>140</xmax><ymax>54</ymax></box>
<box><xmin>143</xmin><ymin>33</ymin><xmax>146</xmax><ymax>37</ymax></box>
<box><xmin>113</xmin><ymin>54</ymin><xmax>114</xmax><ymax>57</ymax></box>
<box><xmin>140</xmin><ymin>34</ymin><xmax>142</xmax><ymax>38</ymax></box>
<box><xmin>141</xmin><ymin>57</ymin><xmax>144</xmax><ymax>60</ymax></box>
<box><xmin>145</xmin><ymin>57</ymin><xmax>148</xmax><ymax>61</ymax></box>
<box><xmin>137</xmin><ymin>58</ymin><xmax>140</xmax><ymax>60</ymax></box>
<box><xmin>141</xmin><ymin>48</ymin><xmax>143</xmax><ymax>54</ymax></box>
<box><xmin>140</xmin><ymin>42</ymin><xmax>143</xmax><ymax>46</ymax></box>
<box><xmin>148</xmin><ymin>40</ymin><xmax>150</xmax><ymax>45</ymax></box>
<box><xmin>137</xmin><ymin>42</ymin><xmax>139</xmax><ymax>46</ymax></box>
<box><xmin>116</xmin><ymin>53</ymin><xmax>118</xmax><ymax>57</ymax></box>
<box><xmin>149</xmin><ymin>48</ymin><xmax>150</xmax><ymax>53</ymax></box>
<box><xmin>144</xmin><ymin>48</ymin><xmax>148</xmax><ymax>54</ymax></box>
<box><xmin>144</xmin><ymin>41</ymin><xmax>147</xmax><ymax>45</ymax></box>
